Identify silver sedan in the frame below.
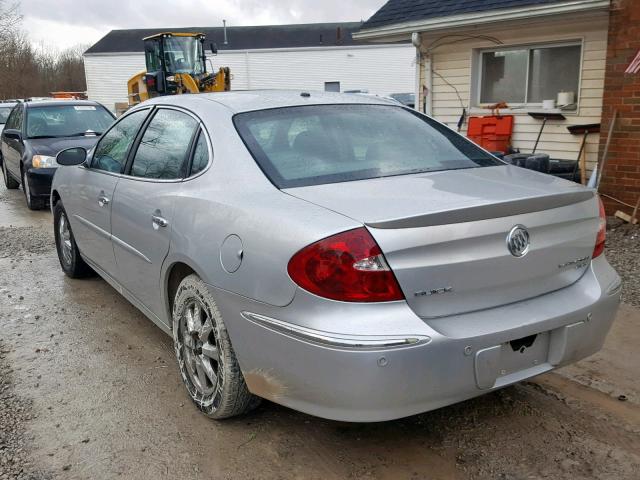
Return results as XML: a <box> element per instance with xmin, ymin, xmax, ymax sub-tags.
<box><xmin>51</xmin><ymin>91</ymin><xmax>621</xmax><ymax>422</ymax></box>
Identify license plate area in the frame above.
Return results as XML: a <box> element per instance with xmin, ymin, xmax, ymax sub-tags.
<box><xmin>475</xmin><ymin>331</ymin><xmax>551</xmax><ymax>389</ymax></box>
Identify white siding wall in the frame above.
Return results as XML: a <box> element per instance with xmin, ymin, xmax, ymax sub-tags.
<box><xmin>84</xmin><ymin>44</ymin><xmax>415</xmax><ymax>112</ymax></box>
<box><xmin>422</xmin><ymin>15</ymin><xmax>608</xmax><ymax>170</ymax></box>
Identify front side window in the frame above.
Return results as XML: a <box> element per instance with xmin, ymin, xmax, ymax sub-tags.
<box><xmin>4</xmin><ymin>106</ymin><xmax>19</xmax><ymax>129</ymax></box>
<box><xmin>130</xmin><ymin>109</ymin><xmax>197</xmax><ymax>179</ymax></box>
<box><xmin>92</xmin><ymin>109</ymin><xmax>148</xmax><ymax>173</ymax></box>
<box><xmin>163</xmin><ymin>36</ymin><xmax>204</xmax><ymax>75</ymax></box>
<box><xmin>234</xmin><ymin>104</ymin><xmax>501</xmax><ymax>188</ymax></box>
<box><xmin>479</xmin><ymin>43</ymin><xmax>581</xmax><ymax>108</ymax></box>
<box><xmin>26</xmin><ymin>104</ymin><xmax>114</xmax><ymax>139</ymax></box>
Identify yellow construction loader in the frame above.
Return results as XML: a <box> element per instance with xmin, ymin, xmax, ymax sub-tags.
<box><xmin>127</xmin><ymin>32</ymin><xmax>230</xmax><ymax>106</ymax></box>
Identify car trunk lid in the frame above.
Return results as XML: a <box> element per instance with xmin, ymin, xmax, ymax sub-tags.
<box><xmin>284</xmin><ymin>166</ymin><xmax>599</xmax><ymax>318</ymax></box>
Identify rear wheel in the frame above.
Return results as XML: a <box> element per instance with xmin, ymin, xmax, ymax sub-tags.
<box><xmin>2</xmin><ymin>160</ymin><xmax>18</xmax><ymax>189</ymax></box>
<box><xmin>53</xmin><ymin>201</ymin><xmax>93</xmax><ymax>278</ymax></box>
<box><xmin>22</xmin><ymin>169</ymin><xmax>45</xmax><ymax>210</ymax></box>
<box><xmin>173</xmin><ymin>274</ymin><xmax>259</xmax><ymax>419</ymax></box>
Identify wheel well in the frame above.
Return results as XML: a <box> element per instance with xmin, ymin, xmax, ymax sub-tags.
<box><xmin>51</xmin><ymin>190</ymin><xmax>61</xmax><ymax>207</ymax></box>
<box><xmin>167</xmin><ymin>262</ymin><xmax>196</xmax><ymax>314</ymax></box>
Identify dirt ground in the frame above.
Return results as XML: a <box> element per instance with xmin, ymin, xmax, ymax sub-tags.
<box><xmin>0</xmin><ymin>183</ymin><xmax>639</xmax><ymax>480</ymax></box>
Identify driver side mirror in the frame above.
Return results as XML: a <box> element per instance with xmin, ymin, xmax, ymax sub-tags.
<box><xmin>57</xmin><ymin>147</ymin><xmax>87</xmax><ymax>166</ymax></box>
<box><xmin>3</xmin><ymin>129</ymin><xmax>21</xmax><ymax>142</ymax></box>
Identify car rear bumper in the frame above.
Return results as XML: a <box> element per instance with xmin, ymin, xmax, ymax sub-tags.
<box><xmin>26</xmin><ymin>168</ymin><xmax>56</xmax><ymax>197</ymax></box>
<box><xmin>210</xmin><ymin>255</ymin><xmax>621</xmax><ymax>422</ymax></box>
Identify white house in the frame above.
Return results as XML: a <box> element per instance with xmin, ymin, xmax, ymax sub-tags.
<box><xmin>83</xmin><ymin>22</ymin><xmax>415</xmax><ymax>112</ymax></box>
<box><xmin>355</xmin><ymin>0</ymin><xmax>610</xmax><ymax>171</ymax></box>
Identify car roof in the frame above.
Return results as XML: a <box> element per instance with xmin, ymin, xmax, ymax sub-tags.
<box><xmin>0</xmin><ymin>102</ymin><xmax>17</xmax><ymax>107</ymax></box>
<box><xmin>146</xmin><ymin>90</ymin><xmax>399</xmax><ymax>114</ymax></box>
<box><xmin>24</xmin><ymin>100</ymin><xmax>104</xmax><ymax>109</ymax></box>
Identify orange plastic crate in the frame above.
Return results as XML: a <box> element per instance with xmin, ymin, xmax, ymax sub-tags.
<box><xmin>467</xmin><ymin>115</ymin><xmax>514</xmax><ymax>153</ymax></box>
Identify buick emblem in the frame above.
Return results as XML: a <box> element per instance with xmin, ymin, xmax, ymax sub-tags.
<box><xmin>507</xmin><ymin>225</ymin><xmax>530</xmax><ymax>257</ymax></box>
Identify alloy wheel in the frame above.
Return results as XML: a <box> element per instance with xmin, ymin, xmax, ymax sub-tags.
<box><xmin>58</xmin><ymin>211</ymin><xmax>73</xmax><ymax>267</ymax></box>
<box><xmin>178</xmin><ymin>299</ymin><xmax>221</xmax><ymax>396</ymax></box>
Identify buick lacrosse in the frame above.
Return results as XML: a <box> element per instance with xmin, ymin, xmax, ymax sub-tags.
<box><xmin>51</xmin><ymin>91</ymin><xmax>621</xmax><ymax>422</ymax></box>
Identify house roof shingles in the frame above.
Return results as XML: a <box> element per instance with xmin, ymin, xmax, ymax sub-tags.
<box><xmin>360</xmin><ymin>0</ymin><xmax>568</xmax><ymax>30</ymax></box>
<box><xmin>85</xmin><ymin>22</ymin><xmax>371</xmax><ymax>55</ymax></box>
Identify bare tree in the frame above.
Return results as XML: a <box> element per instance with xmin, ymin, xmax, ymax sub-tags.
<box><xmin>0</xmin><ymin>1</ymin><xmax>88</xmax><ymax>100</ymax></box>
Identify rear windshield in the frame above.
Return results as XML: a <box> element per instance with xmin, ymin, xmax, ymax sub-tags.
<box><xmin>0</xmin><ymin>107</ymin><xmax>13</xmax><ymax>124</ymax></box>
<box><xmin>26</xmin><ymin>104</ymin><xmax>114</xmax><ymax>139</ymax></box>
<box><xmin>234</xmin><ymin>104</ymin><xmax>502</xmax><ymax>188</ymax></box>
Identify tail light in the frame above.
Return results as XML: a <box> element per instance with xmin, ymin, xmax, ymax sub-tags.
<box><xmin>144</xmin><ymin>75</ymin><xmax>156</xmax><ymax>89</ymax></box>
<box><xmin>592</xmin><ymin>196</ymin><xmax>606</xmax><ymax>258</ymax></box>
<box><xmin>287</xmin><ymin>228</ymin><xmax>405</xmax><ymax>302</ymax></box>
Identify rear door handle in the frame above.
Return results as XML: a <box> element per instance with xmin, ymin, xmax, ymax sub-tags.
<box><xmin>152</xmin><ymin>214</ymin><xmax>168</xmax><ymax>228</ymax></box>
<box><xmin>98</xmin><ymin>195</ymin><xmax>110</xmax><ymax>207</ymax></box>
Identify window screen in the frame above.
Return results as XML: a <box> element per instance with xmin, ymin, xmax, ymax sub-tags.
<box><xmin>130</xmin><ymin>109</ymin><xmax>197</xmax><ymax>179</ymax></box>
<box><xmin>479</xmin><ymin>43</ymin><xmax>581</xmax><ymax>106</ymax></box>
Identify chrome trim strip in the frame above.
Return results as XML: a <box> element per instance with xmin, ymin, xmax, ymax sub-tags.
<box><xmin>111</xmin><ymin>235</ymin><xmax>152</xmax><ymax>264</ymax></box>
<box><xmin>72</xmin><ymin>214</ymin><xmax>111</xmax><ymax>240</ymax></box>
<box><xmin>241</xmin><ymin>311</ymin><xmax>430</xmax><ymax>350</ymax></box>
<box><xmin>606</xmin><ymin>277</ymin><xmax>622</xmax><ymax>296</ymax></box>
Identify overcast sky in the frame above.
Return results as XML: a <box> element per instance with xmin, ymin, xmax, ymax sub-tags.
<box><xmin>20</xmin><ymin>0</ymin><xmax>387</xmax><ymax>51</ymax></box>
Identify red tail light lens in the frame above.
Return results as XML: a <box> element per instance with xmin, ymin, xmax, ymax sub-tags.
<box><xmin>287</xmin><ymin>228</ymin><xmax>405</xmax><ymax>302</ymax></box>
<box><xmin>592</xmin><ymin>197</ymin><xmax>606</xmax><ymax>258</ymax></box>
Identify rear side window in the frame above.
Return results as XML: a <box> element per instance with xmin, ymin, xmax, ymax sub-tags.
<box><xmin>234</xmin><ymin>104</ymin><xmax>501</xmax><ymax>188</ymax></box>
<box><xmin>190</xmin><ymin>131</ymin><xmax>209</xmax><ymax>175</ymax></box>
<box><xmin>130</xmin><ymin>109</ymin><xmax>197</xmax><ymax>180</ymax></box>
<box><xmin>92</xmin><ymin>109</ymin><xmax>148</xmax><ymax>173</ymax></box>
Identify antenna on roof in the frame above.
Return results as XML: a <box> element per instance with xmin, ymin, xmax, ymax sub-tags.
<box><xmin>223</xmin><ymin>19</ymin><xmax>228</xmax><ymax>45</ymax></box>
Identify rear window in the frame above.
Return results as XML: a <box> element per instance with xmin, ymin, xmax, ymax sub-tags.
<box><xmin>234</xmin><ymin>104</ymin><xmax>502</xmax><ymax>188</ymax></box>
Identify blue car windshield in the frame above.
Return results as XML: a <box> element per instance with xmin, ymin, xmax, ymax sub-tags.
<box><xmin>234</xmin><ymin>104</ymin><xmax>501</xmax><ymax>188</ymax></box>
<box><xmin>26</xmin><ymin>104</ymin><xmax>114</xmax><ymax>139</ymax></box>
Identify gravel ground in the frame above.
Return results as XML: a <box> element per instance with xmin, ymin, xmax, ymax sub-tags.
<box><xmin>606</xmin><ymin>219</ymin><xmax>640</xmax><ymax>307</ymax></box>
<box><xmin>0</xmin><ymin>227</ymin><xmax>53</xmax><ymax>259</ymax></box>
<box><xmin>0</xmin><ymin>342</ymin><xmax>50</xmax><ymax>480</ymax></box>
<box><xmin>0</xmin><ymin>185</ymin><xmax>639</xmax><ymax>479</ymax></box>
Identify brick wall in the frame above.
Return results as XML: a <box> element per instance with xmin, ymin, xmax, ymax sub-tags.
<box><xmin>599</xmin><ymin>0</ymin><xmax>640</xmax><ymax>214</ymax></box>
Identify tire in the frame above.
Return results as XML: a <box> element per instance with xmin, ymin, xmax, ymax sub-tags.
<box><xmin>22</xmin><ymin>169</ymin><xmax>45</xmax><ymax>210</ymax></box>
<box><xmin>2</xmin><ymin>159</ymin><xmax>19</xmax><ymax>189</ymax></box>
<box><xmin>173</xmin><ymin>274</ymin><xmax>259</xmax><ymax>419</ymax></box>
<box><xmin>53</xmin><ymin>201</ymin><xmax>94</xmax><ymax>278</ymax></box>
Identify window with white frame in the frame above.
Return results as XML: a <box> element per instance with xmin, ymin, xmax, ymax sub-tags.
<box><xmin>477</xmin><ymin>42</ymin><xmax>582</xmax><ymax>109</ymax></box>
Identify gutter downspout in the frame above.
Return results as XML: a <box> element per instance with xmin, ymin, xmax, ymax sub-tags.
<box><xmin>412</xmin><ymin>32</ymin><xmax>431</xmax><ymax>115</ymax></box>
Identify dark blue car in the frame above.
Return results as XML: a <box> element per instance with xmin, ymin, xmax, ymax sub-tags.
<box><xmin>1</xmin><ymin>100</ymin><xmax>115</xmax><ymax>210</ymax></box>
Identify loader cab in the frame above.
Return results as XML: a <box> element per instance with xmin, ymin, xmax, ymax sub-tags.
<box><xmin>142</xmin><ymin>33</ymin><xmax>207</xmax><ymax>96</ymax></box>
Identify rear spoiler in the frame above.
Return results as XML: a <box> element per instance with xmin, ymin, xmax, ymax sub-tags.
<box><xmin>366</xmin><ymin>190</ymin><xmax>595</xmax><ymax>229</ymax></box>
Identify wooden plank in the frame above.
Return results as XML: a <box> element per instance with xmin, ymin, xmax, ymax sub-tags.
<box><xmin>615</xmin><ymin>210</ymin><xmax>639</xmax><ymax>224</ymax></box>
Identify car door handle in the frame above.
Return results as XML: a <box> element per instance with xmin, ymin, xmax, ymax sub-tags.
<box><xmin>98</xmin><ymin>195</ymin><xmax>110</xmax><ymax>207</ymax></box>
<box><xmin>152</xmin><ymin>215</ymin><xmax>168</xmax><ymax>228</ymax></box>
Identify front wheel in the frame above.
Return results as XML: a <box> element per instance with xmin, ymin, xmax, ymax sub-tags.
<box><xmin>22</xmin><ymin>169</ymin><xmax>45</xmax><ymax>210</ymax></box>
<box><xmin>173</xmin><ymin>274</ymin><xmax>259</xmax><ymax>419</ymax></box>
<box><xmin>53</xmin><ymin>201</ymin><xmax>94</xmax><ymax>278</ymax></box>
